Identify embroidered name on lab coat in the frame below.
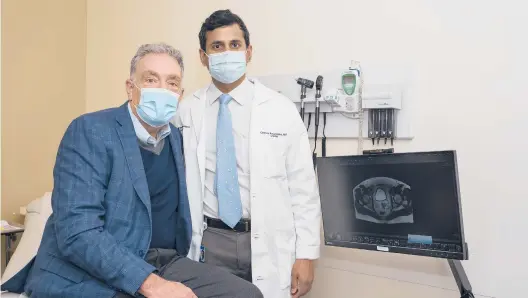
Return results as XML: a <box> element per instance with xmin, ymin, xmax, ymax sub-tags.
<box><xmin>260</xmin><ymin>131</ymin><xmax>287</xmax><ymax>138</ymax></box>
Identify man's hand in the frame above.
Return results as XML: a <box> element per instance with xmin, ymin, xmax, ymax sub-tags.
<box><xmin>290</xmin><ymin>259</ymin><xmax>314</xmax><ymax>298</ymax></box>
<box><xmin>139</xmin><ymin>273</ymin><xmax>197</xmax><ymax>298</ymax></box>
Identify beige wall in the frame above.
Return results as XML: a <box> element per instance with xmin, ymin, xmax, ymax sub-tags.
<box><xmin>1</xmin><ymin>0</ymin><xmax>526</xmax><ymax>297</ymax></box>
<box><xmin>85</xmin><ymin>0</ymin><xmax>220</xmax><ymax>112</ymax></box>
<box><xmin>1</xmin><ymin>0</ymin><xmax>87</xmax><ymax>269</ymax></box>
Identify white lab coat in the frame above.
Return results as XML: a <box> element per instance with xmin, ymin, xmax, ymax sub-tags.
<box><xmin>173</xmin><ymin>78</ymin><xmax>321</xmax><ymax>298</ymax></box>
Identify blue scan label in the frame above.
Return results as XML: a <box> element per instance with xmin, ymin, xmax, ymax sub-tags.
<box><xmin>199</xmin><ymin>245</ymin><xmax>205</xmax><ymax>263</ymax></box>
<box><xmin>408</xmin><ymin>234</ymin><xmax>433</xmax><ymax>244</ymax></box>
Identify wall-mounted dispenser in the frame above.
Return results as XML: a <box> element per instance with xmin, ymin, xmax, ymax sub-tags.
<box><xmin>331</xmin><ymin>62</ymin><xmax>362</xmax><ymax>115</ymax></box>
<box><xmin>362</xmin><ymin>87</ymin><xmax>402</xmax><ymax>145</ymax></box>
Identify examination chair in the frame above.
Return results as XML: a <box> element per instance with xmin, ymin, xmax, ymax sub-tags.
<box><xmin>1</xmin><ymin>192</ymin><xmax>52</xmax><ymax>298</ymax></box>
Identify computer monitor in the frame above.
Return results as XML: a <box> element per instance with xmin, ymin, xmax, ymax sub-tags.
<box><xmin>316</xmin><ymin>150</ymin><xmax>468</xmax><ymax>260</ymax></box>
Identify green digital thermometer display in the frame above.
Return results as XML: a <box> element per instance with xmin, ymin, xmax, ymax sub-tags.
<box><xmin>342</xmin><ymin>72</ymin><xmax>357</xmax><ymax>96</ymax></box>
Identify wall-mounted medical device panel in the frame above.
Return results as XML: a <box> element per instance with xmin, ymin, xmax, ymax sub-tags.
<box><xmin>253</xmin><ymin>64</ymin><xmax>413</xmax><ymax>140</ymax></box>
<box><xmin>361</xmin><ymin>88</ymin><xmax>402</xmax><ymax>110</ymax></box>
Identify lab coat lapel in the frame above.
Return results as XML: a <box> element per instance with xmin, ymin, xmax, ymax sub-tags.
<box><xmin>115</xmin><ymin>103</ymin><xmax>151</xmax><ymax>216</ymax></box>
<box><xmin>248</xmin><ymin>80</ymin><xmax>270</xmax><ymax>176</ymax></box>
<box><xmin>168</xmin><ymin>127</ymin><xmax>192</xmax><ymax>255</ymax></box>
<box><xmin>190</xmin><ymin>88</ymin><xmax>206</xmax><ymax>143</ymax></box>
<box><xmin>192</xmin><ymin>89</ymin><xmax>208</xmax><ymax>195</ymax></box>
<box><xmin>250</xmin><ymin>78</ymin><xmax>272</xmax><ymax>106</ymax></box>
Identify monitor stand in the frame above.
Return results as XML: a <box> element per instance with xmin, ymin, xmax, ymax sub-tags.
<box><xmin>448</xmin><ymin>259</ymin><xmax>474</xmax><ymax>298</ymax></box>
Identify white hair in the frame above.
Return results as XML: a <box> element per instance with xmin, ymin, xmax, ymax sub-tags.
<box><xmin>129</xmin><ymin>43</ymin><xmax>184</xmax><ymax>76</ymax></box>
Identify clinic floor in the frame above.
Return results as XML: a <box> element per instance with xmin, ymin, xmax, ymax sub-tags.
<box><xmin>306</xmin><ymin>266</ymin><xmax>488</xmax><ymax>298</ymax></box>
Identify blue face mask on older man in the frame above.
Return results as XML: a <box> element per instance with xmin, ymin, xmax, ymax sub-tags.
<box><xmin>207</xmin><ymin>51</ymin><xmax>247</xmax><ymax>84</ymax></box>
<box><xmin>135</xmin><ymin>87</ymin><xmax>179</xmax><ymax>127</ymax></box>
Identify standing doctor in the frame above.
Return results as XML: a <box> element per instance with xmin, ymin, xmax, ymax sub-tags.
<box><xmin>174</xmin><ymin>9</ymin><xmax>321</xmax><ymax>298</ymax></box>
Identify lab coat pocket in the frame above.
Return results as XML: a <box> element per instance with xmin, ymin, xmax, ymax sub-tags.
<box><xmin>275</xmin><ymin>229</ymin><xmax>296</xmax><ymax>289</ymax></box>
<box><xmin>178</xmin><ymin>118</ymin><xmax>196</xmax><ymax>148</ymax></box>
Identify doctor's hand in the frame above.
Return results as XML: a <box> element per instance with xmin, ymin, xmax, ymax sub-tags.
<box><xmin>139</xmin><ymin>273</ymin><xmax>197</xmax><ymax>298</ymax></box>
<box><xmin>290</xmin><ymin>259</ymin><xmax>314</xmax><ymax>298</ymax></box>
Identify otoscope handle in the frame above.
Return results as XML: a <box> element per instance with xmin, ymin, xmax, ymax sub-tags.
<box><xmin>315</xmin><ymin>106</ymin><xmax>320</xmax><ymax>127</ymax></box>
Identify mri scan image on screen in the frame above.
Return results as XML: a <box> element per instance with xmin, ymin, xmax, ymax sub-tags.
<box><xmin>353</xmin><ymin>177</ymin><xmax>413</xmax><ymax>224</ymax></box>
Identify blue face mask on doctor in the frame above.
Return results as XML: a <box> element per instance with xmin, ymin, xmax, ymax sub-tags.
<box><xmin>134</xmin><ymin>86</ymin><xmax>180</xmax><ymax>127</ymax></box>
<box><xmin>207</xmin><ymin>50</ymin><xmax>247</xmax><ymax>84</ymax></box>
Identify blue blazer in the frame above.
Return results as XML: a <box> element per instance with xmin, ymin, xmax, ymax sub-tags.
<box><xmin>2</xmin><ymin>103</ymin><xmax>191</xmax><ymax>297</ymax></box>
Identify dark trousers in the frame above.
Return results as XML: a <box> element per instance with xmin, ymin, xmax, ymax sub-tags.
<box><xmin>202</xmin><ymin>227</ymin><xmax>252</xmax><ymax>282</ymax></box>
<box><xmin>114</xmin><ymin>248</ymin><xmax>262</xmax><ymax>298</ymax></box>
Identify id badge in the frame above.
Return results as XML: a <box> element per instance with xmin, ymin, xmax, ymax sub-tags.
<box><xmin>199</xmin><ymin>245</ymin><xmax>205</xmax><ymax>263</ymax></box>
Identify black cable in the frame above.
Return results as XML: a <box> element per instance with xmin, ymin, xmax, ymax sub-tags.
<box><xmin>322</xmin><ymin>113</ymin><xmax>327</xmax><ymax>157</ymax></box>
<box><xmin>312</xmin><ymin>112</ymin><xmax>318</xmax><ymax>169</ymax></box>
<box><xmin>323</xmin><ymin>112</ymin><xmax>327</xmax><ymax>138</ymax></box>
<box><xmin>313</xmin><ymin>128</ymin><xmax>317</xmax><ymax>153</ymax></box>
<box><xmin>313</xmin><ymin>75</ymin><xmax>323</xmax><ymax>165</ymax></box>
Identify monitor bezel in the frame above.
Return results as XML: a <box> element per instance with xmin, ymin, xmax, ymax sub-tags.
<box><xmin>316</xmin><ymin>150</ymin><xmax>469</xmax><ymax>260</ymax></box>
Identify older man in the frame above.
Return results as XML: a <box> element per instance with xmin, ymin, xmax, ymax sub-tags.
<box><xmin>2</xmin><ymin>43</ymin><xmax>262</xmax><ymax>298</ymax></box>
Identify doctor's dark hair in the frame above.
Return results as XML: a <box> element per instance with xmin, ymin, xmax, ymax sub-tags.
<box><xmin>199</xmin><ymin>9</ymin><xmax>251</xmax><ymax>51</ymax></box>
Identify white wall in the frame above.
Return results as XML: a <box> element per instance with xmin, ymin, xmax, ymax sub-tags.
<box><xmin>86</xmin><ymin>1</ymin><xmax>527</xmax><ymax>297</ymax></box>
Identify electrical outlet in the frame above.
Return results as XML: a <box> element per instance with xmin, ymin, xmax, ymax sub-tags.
<box><xmin>346</xmin><ymin>98</ymin><xmax>354</xmax><ymax>110</ymax></box>
<box><xmin>323</xmin><ymin>94</ymin><xmax>340</xmax><ymax>105</ymax></box>
<box><xmin>333</xmin><ymin>94</ymin><xmax>360</xmax><ymax>114</ymax></box>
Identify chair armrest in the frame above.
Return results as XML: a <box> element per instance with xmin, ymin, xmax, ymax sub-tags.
<box><xmin>1</xmin><ymin>192</ymin><xmax>52</xmax><ymax>283</ymax></box>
